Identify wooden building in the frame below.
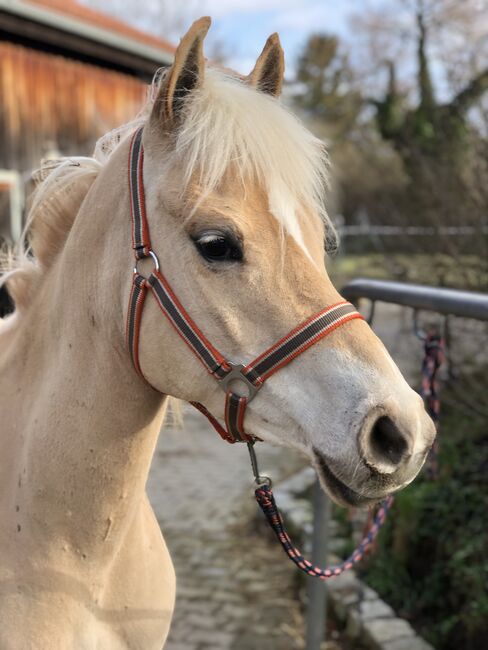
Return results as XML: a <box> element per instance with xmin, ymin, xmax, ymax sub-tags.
<box><xmin>0</xmin><ymin>0</ymin><xmax>174</xmax><ymax>242</ymax></box>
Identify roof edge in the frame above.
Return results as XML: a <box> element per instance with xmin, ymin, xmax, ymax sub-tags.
<box><xmin>0</xmin><ymin>0</ymin><xmax>174</xmax><ymax>65</ymax></box>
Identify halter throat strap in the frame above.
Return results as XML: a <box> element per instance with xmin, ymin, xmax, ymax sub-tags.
<box><xmin>126</xmin><ymin>127</ymin><xmax>364</xmax><ymax>443</ymax></box>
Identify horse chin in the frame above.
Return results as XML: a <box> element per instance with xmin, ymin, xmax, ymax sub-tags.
<box><xmin>312</xmin><ymin>449</ymin><xmax>387</xmax><ymax>508</ymax></box>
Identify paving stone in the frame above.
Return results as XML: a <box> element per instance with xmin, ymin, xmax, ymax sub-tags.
<box><xmin>326</xmin><ymin>569</ymin><xmax>360</xmax><ymax>593</ymax></box>
<box><xmin>187</xmin><ymin>629</ymin><xmax>234</xmax><ymax>646</ymax></box>
<box><xmin>364</xmin><ymin>617</ymin><xmax>416</xmax><ymax>646</ymax></box>
<box><xmin>165</xmin><ymin>629</ymin><xmax>190</xmax><ymax>644</ymax></box>
<box><xmin>383</xmin><ymin>637</ymin><xmax>435</xmax><ymax>650</ymax></box>
<box><xmin>184</xmin><ymin>613</ymin><xmax>217</xmax><ymax>631</ymax></box>
<box><xmin>358</xmin><ymin>598</ymin><xmax>396</xmax><ymax>620</ymax></box>
<box><xmin>346</xmin><ymin>599</ymin><xmax>395</xmax><ymax>638</ymax></box>
<box><xmin>211</xmin><ymin>591</ymin><xmax>242</xmax><ymax>604</ymax></box>
<box><xmin>331</xmin><ymin>588</ymin><xmax>361</xmax><ymax>623</ymax></box>
<box><xmin>362</xmin><ymin>585</ymin><xmax>381</xmax><ymax>601</ymax></box>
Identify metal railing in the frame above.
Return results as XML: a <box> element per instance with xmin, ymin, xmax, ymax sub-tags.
<box><xmin>342</xmin><ymin>278</ymin><xmax>488</xmax><ymax>321</ymax></box>
<box><xmin>338</xmin><ymin>224</ymin><xmax>488</xmax><ymax>237</ymax></box>
<box><xmin>305</xmin><ymin>277</ymin><xmax>488</xmax><ymax>650</ymax></box>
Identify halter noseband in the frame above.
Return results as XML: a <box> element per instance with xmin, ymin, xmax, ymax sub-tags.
<box><xmin>126</xmin><ymin>127</ymin><xmax>364</xmax><ymax>444</ymax></box>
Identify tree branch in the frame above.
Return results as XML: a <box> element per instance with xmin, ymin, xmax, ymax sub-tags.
<box><xmin>416</xmin><ymin>1</ymin><xmax>436</xmax><ymax>112</ymax></box>
<box><xmin>450</xmin><ymin>68</ymin><xmax>488</xmax><ymax>116</ymax></box>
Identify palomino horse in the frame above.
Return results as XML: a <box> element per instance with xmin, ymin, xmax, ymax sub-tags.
<box><xmin>0</xmin><ymin>17</ymin><xmax>435</xmax><ymax>650</ymax></box>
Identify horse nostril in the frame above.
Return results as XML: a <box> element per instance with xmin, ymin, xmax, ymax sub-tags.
<box><xmin>367</xmin><ymin>416</ymin><xmax>409</xmax><ymax>468</ymax></box>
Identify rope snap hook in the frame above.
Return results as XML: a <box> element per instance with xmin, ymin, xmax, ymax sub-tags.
<box><xmin>247</xmin><ymin>441</ymin><xmax>272</xmax><ymax>488</ymax></box>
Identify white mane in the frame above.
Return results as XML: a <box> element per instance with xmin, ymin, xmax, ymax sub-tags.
<box><xmin>172</xmin><ymin>69</ymin><xmax>335</xmax><ymax>251</ymax></box>
<box><xmin>97</xmin><ymin>68</ymin><xmax>337</xmax><ymax>254</ymax></box>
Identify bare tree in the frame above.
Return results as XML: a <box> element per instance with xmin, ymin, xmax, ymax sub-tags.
<box><xmin>350</xmin><ymin>0</ymin><xmax>488</xmax><ymax>102</ymax></box>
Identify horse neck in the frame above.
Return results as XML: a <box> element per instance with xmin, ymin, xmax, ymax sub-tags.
<box><xmin>0</xmin><ymin>137</ymin><xmax>166</xmax><ymax>559</ymax></box>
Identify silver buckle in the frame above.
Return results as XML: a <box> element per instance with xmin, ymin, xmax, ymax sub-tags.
<box><xmin>219</xmin><ymin>363</ymin><xmax>261</xmax><ymax>402</ymax></box>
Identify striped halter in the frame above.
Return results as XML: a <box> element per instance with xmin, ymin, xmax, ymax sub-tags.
<box><xmin>126</xmin><ymin>127</ymin><xmax>363</xmax><ymax>445</ymax></box>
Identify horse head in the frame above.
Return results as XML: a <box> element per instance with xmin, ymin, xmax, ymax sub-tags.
<box><xmin>116</xmin><ymin>18</ymin><xmax>436</xmax><ymax>506</ymax></box>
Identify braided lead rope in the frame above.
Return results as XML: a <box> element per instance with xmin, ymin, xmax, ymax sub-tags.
<box><xmin>255</xmin><ymin>484</ymin><xmax>394</xmax><ymax>580</ymax></box>
<box><xmin>421</xmin><ymin>331</ymin><xmax>444</xmax><ymax>424</ymax></box>
<box><xmin>420</xmin><ymin>331</ymin><xmax>444</xmax><ymax>478</ymax></box>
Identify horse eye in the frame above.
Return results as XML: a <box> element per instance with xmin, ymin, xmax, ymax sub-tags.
<box><xmin>193</xmin><ymin>231</ymin><xmax>243</xmax><ymax>263</ymax></box>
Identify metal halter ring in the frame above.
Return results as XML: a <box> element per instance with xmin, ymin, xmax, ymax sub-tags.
<box><xmin>133</xmin><ymin>250</ymin><xmax>160</xmax><ymax>278</ymax></box>
<box><xmin>219</xmin><ymin>363</ymin><xmax>261</xmax><ymax>402</ymax></box>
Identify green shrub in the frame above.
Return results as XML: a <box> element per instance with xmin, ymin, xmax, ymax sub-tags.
<box><xmin>361</xmin><ymin>380</ymin><xmax>488</xmax><ymax>650</ymax></box>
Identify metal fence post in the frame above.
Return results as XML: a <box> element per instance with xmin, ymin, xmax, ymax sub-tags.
<box><xmin>305</xmin><ymin>478</ymin><xmax>330</xmax><ymax>650</ymax></box>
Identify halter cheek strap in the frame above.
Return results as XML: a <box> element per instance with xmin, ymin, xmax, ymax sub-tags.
<box><xmin>126</xmin><ymin>127</ymin><xmax>364</xmax><ymax>444</ymax></box>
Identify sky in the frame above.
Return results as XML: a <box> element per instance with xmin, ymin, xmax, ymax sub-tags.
<box><xmin>196</xmin><ymin>0</ymin><xmax>359</xmax><ymax>74</ymax></box>
<box><xmin>84</xmin><ymin>0</ymin><xmax>488</xmax><ymax>103</ymax></box>
<box><xmin>84</xmin><ymin>0</ymin><xmax>361</xmax><ymax>77</ymax></box>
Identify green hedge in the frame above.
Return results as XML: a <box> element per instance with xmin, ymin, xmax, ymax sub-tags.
<box><xmin>361</xmin><ymin>386</ymin><xmax>488</xmax><ymax>650</ymax></box>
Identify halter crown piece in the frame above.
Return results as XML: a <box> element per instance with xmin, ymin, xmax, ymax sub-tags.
<box><xmin>126</xmin><ymin>127</ymin><xmax>393</xmax><ymax>580</ymax></box>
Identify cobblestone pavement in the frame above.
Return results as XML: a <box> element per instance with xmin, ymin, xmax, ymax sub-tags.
<box><xmin>147</xmin><ymin>407</ymin><xmax>308</xmax><ymax>650</ymax></box>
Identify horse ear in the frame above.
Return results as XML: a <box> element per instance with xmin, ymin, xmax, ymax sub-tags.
<box><xmin>248</xmin><ymin>33</ymin><xmax>285</xmax><ymax>97</ymax></box>
<box><xmin>152</xmin><ymin>16</ymin><xmax>211</xmax><ymax>127</ymax></box>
